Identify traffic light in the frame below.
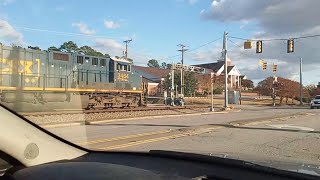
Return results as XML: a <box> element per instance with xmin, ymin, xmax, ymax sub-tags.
<box><xmin>272</xmin><ymin>64</ymin><xmax>277</xmax><ymax>73</ymax></box>
<box><xmin>168</xmin><ymin>73</ymin><xmax>172</xmax><ymax>80</ymax></box>
<box><xmin>175</xmin><ymin>63</ymin><xmax>182</xmax><ymax>70</ymax></box>
<box><xmin>287</xmin><ymin>39</ymin><xmax>294</xmax><ymax>53</ymax></box>
<box><xmin>188</xmin><ymin>66</ymin><xmax>195</xmax><ymax>72</ymax></box>
<box><xmin>183</xmin><ymin>65</ymin><xmax>188</xmax><ymax>71</ymax></box>
<box><xmin>256</xmin><ymin>40</ymin><xmax>263</xmax><ymax>53</ymax></box>
<box><xmin>244</xmin><ymin>40</ymin><xmax>253</xmax><ymax>49</ymax></box>
<box><xmin>262</xmin><ymin>62</ymin><xmax>267</xmax><ymax>71</ymax></box>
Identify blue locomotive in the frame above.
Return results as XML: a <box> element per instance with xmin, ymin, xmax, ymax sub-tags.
<box><xmin>0</xmin><ymin>44</ymin><xmax>144</xmax><ymax>112</ymax></box>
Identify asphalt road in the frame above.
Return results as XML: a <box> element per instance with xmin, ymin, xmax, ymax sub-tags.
<box><xmin>48</xmin><ymin>105</ymin><xmax>320</xmax><ymax>167</ymax></box>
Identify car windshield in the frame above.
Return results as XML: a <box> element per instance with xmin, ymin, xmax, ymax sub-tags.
<box><xmin>1</xmin><ymin>0</ymin><xmax>320</xmax><ymax>176</ymax></box>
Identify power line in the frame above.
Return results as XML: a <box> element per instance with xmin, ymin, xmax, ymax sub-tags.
<box><xmin>187</xmin><ymin>37</ymin><xmax>222</xmax><ymax>52</ymax></box>
<box><xmin>15</xmin><ymin>26</ymin><xmax>119</xmax><ymax>39</ymax></box>
<box><xmin>229</xmin><ymin>36</ymin><xmax>287</xmax><ymax>42</ymax></box>
<box><xmin>227</xmin><ymin>39</ymin><xmax>242</xmax><ymax>48</ymax></box>
<box><xmin>158</xmin><ymin>37</ymin><xmax>222</xmax><ymax>62</ymax></box>
<box><xmin>229</xmin><ymin>33</ymin><xmax>320</xmax><ymax>42</ymax></box>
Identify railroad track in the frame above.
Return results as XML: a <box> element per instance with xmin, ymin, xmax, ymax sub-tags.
<box><xmin>20</xmin><ymin>105</ymin><xmax>210</xmax><ymax>117</ymax></box>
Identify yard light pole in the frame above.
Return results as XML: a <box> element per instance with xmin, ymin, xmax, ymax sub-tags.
<box><xmin>223</xmin><ymin>31</ymin><xmax>229</xmax><ymax>109</ymax></box>
<box><xmin>210</xmin><ymin>72</ymin><xmax>215</xmax><ymax>112</ymax></box>
<box><xmin>299</xmin><ymin>57</ymin><xmax>303</xmax><ymax>105</ymax></box>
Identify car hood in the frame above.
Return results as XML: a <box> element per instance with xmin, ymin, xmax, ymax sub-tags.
<box><xmin>208</xmin><ymin>152</ymin><xmax>320</xmax><ymax>176</ymax></box>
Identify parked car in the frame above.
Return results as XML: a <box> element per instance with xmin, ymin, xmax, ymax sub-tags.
<box><xmin>310</xmin><ymin>95</ymin><xmax>320</xmax><ymax>109</ymax></box>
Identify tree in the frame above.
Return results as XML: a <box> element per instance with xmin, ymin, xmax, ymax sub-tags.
<box><xmin>79</xmin><ymin>45</ymin><xmax>104</xmax><ymax>56</ymax></box>
<box><xmin>255</xmin><ymin>76</ymin><xmax>309</xmax><ymax>104</ymax></box>
<box><xmin>163</xmin><ymin>72</ymin><xmax>198</xmax><ymax>96</ymax></box>
<box><xmin>196</xmin><ymin>74</ymin><xmax>223</xmax><ymax>95</ymax></box>
<box><xmin>166</xmin><ymin>64</ymin><xmax>172</xmax><ymax>69</ymax></box>
<box><xmin>147</xmin><ymin>59</ymin><xmax>160</xmax><ymax>68</ymax></box>
<box><xmin>161</xmin><ymin>62</ymin><xmax>167</xmax><ymax>69</ymax></box>
<box><xmin>305</xmin><ymin>84</ymin><xmax>317</xmax><ymax>97</ymax></box>
<box><xmin>48</xmin><ymin>46</ymin><xmax>60</xmax><ymax>51</ymax></box>
<box><xmin>241</xmin><ymin>79</ymin><xmax>254</xmax><ymax>89</ymax></box>
<box><xmin>28</xmin><ymin>46</ymin><xmax>41</xmax><ymax>51</ymax></box>
<box><xmin>59</xmin><ymin>41</ymin><xmax>79</xmax><ymax>52</ymax></box>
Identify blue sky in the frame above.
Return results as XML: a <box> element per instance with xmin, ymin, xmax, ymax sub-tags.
<box><xmin>1</xmin><ymin>0</ymin><xmax>320</xmax><ymax>85</ymax></box>
<box><xmin>0</xmin><ymin>0</ymin><xmax>254</xmax><ymax>61</ymax></box>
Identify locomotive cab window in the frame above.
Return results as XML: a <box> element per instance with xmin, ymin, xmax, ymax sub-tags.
<box><xmin>116</xmin><ymin>63</ymin><xmax>129</xmax><ymax>71</ymax></box>
<box><xmin>100</xmin><ymin>59</ymin><xmax>106</xmax><ymax>67</ymax></box>
<box><xmin>116</xmin><ymin>63</ymin><xmax>121</xmax><ymax>71</ymax></box>
<box><xmin>92</xmin><ymin>58</ymin><xmax>98</xmax><ymax>66</ymax></box>
<box><xmin>77</xmin><ymin>56</ymin><xmax>84</xmax><ymax>64</ymax></box>
<box><xmin>85</xmin><ymin>56</ymin><xmax>90</xmax><ymax>63</ymax></box>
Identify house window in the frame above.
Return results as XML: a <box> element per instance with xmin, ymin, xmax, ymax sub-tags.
<box><xmin>77</xmin><ymin>56</ymin><xmax>84</xmax><ymax>64</ymax></box>
<box><xmin>92</xmin><ymin>58</ymin><xmax>98</xmax><ymax>65</ymax></box>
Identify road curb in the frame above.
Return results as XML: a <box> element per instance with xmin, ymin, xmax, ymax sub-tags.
<box><xmin>41</xmin><ymin>122</ymin><xmax>82</xmax><ymax>128</ymax></box>
<box><xmin>229</xmin><ymin>112</ymin><xmax>307</xmax><ymax>126</ymax></box>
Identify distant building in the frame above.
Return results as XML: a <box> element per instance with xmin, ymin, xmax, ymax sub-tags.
<box><xmin>132</xmin><ymin>66</ymin><xmax>170</xmax><ymax>96</ymax></box>
<box><xmin>195</xmin><ymin>52</ymin><xmax>242</xmax><ymax>89</ymax></box>
<box><xmin>132</xmin><ymin>49</ymin><xmax>247</xmax><ymax>96</ymax></box>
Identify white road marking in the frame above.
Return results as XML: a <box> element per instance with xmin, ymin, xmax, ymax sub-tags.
<box><xmin>267</xmin><ymin>124</ymin><xmax>314</xmax><ymax>131</ymax></box>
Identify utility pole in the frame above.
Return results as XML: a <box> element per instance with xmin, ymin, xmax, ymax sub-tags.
<box><xmin>177</xmin><ymin>44</ymin><xmax>188</xmax><ymax>96</ymax></box>
<box><xmin>123</xmin><ymin>39</ymin><xmax>132</xmax><ymax>61</ymax></box>
<box><xmin>223</xmin><ymin>31</ymin><xmax>229</xmax><ymax>109</ymax></box>
<box><xmin>171</xmin><ymin>67</ymin><xmax>175</xmax><ymax>106</ymax></box>
<box><xmin>300</xmin><ymin>57</ymin><xmax>303</xmax><ymax>105</ymax></box>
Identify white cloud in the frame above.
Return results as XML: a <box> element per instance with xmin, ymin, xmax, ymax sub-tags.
<box><xmin>0</xmin><ymin>0</ymin><xmax>14</xmax><ymax>6</ymax></box>
<box><xmin>0</xmin><ymin>19</ymin><xmax>24</xmax><ymax>45</ymax></box>
<box><xmin>104</xmin><ymin>20</ymin><xmax>121</xmax><ymax>29</ymax></box>
<box><xmin>189</xmin><ymin>0</ymin><xmax>198</xmax><ymax>5</ymax></box>
<box><xmin>93</xmin><ymin>38</ymin><xmax>124</xmax><ymax>56</ymax></box>
<box><xmin>72</xmin><ymin>22</ymin><xmax>95</xmax><ymax>35</ymax></box>
<box><xmin>93</xmin><ymin>38</ymin><xmax>149</xmax><ymax>65</ymax></box>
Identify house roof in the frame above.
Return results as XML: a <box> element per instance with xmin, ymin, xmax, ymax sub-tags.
<box><xmin>221</xmin><ymin>65</ymin><xmax>235</xmax><ymax>74</ymax></box>
<box><xmin>240</xmin><ymin>75</ymin><xmax>247</xmax><ymax>80</ymax></box>
<box><xmin>195</xmin><ymin>61</ymin><xmax>225</xmax><ymax>73</ymax></box>
<box><xmin>132</xmin><ymin>66</ymin><xmax>170</xmax><ymax>81</ymax></box>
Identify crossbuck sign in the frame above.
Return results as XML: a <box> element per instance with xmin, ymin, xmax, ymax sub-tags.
<box><xmin>172</xmin><ymin>64</ymin><xmax>206</xmax><ymax>74</ymax></box>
